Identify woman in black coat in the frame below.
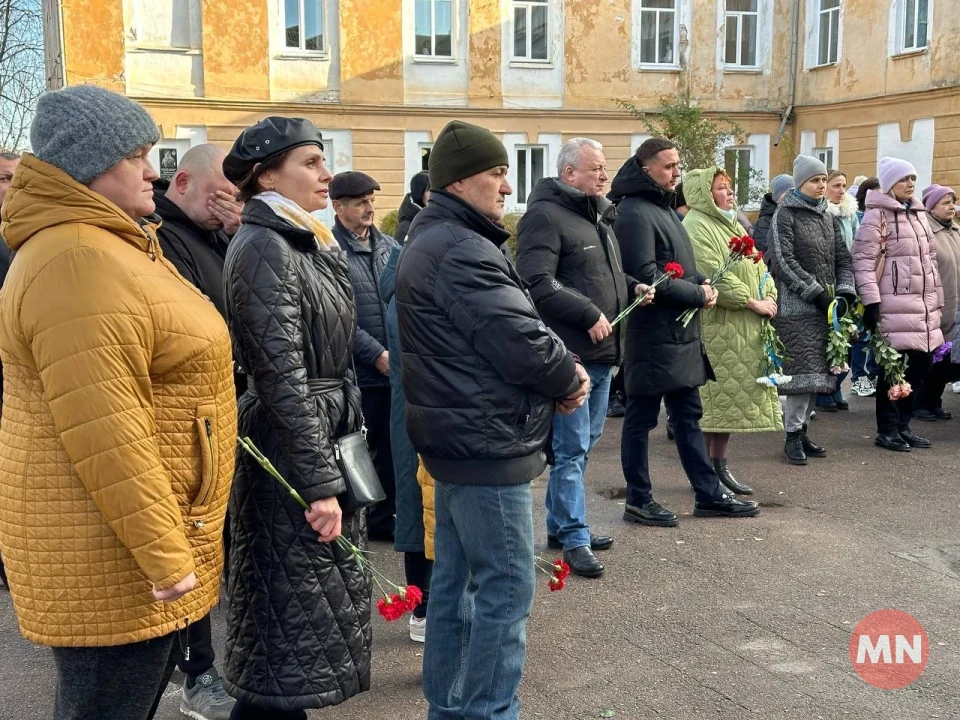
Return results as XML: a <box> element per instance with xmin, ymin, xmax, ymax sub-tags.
<box><xmin>221</xmin><ymin>117</ymin><xmax>371</xmax><ymax>719</ymax></box>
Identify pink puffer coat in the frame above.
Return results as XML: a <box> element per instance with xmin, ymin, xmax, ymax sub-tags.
<box><xmin>852</xmin><ymin>190</ymin><xmax>944</xmax><ymax>352</ymax></box>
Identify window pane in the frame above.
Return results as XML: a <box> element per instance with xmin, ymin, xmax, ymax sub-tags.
<box><xmin>741</xmin><ymin>13</ymin><xmax>757</xmax><ymax>66</ymax></box>
<box><xmin>532</xmin><ymin>147</ymin><xmax>545</xmax><ymax>187</ymax></box>
<box><xmin>821</xmin><ymin>0</ymin><xmax>839</xmax><ymax>8</ymax></box>
<box><xmin>725</xmin><ymin>16</ymin><xmax>739</xmax><ymax>64</ymax></box>
<box><xmin>531</xmin><ymin>5</ymin><xmax>548</xmax><ymax>59</ymax></box>
<box><xmin>642</xmin><ymin>0</ymin><xmax>675</xmax><ymax>7</ymax></box>
<box><xmin>435</xmin><ymin>0</ymin><xmax>452</xmax><ymax>55</ymax></box>
<box><xmin>736</xmin><ymin>150</ymin><xmax>750</xmax><ymax>205</ymax></box>
<box><xmin>420</xmin><ymin>146</ymin><xmax>431</xmax><ymax>171</ymax></box>
<box><xmin>415</xmin><ymin>0</ymin><xmax>432</xmax><ymax>54</ymax></box>
<box><xmin>285</xmin><ymin>0</ymin><xmax>300</xmax><ymax>48</ymax></box>
<box><xmin>514</xmin><ymin>6</ymin><xmax>527</xmax><ymax>58</ymax></box>
<box><xmin>658</xmin><ymin>10</ymin><xmax>675</xmax><ymax>64</ymax></box>
<box><xmin>727</xmin><ymin>0</ymin><xmax>757</xmax><ymax>10</ymax></box>
<box><xmin>829</xmin><ymin>10</ymin><xmax>839</xmax><ymax>62</ymax></box>
<box><xmin>905</xmin><ymin>0</ymin><xmax>916</xmax><ymax>47</ymax></box>
<box><xmin>518</xmin><ymin>148</ymin><xmax>528</xmax><ymax>204</ymax></box>
<box><xmin>818</xmin><ymin>11</ymin><xmax>830</xmax><ymax>64</ymax></box>
<box><xmin>640</xmin><ymin>10</ymin><xmax>656</xmax><ymax>63</ymax></box>
<box><xmin>723</xmin><ymin>149</ymin><xmax>737</xmax><ymax>180</ymax></box>
<box><xmin>305</xmin><ymin>0</ymin><xmax>322</xmax><ymax>50</ymax></box>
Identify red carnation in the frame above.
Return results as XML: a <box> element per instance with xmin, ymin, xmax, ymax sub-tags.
<box><xmin>552</xmin><ymin>560</ymin><xmax>571</xmax><ymax>581</ymax></box>
<box><xmin>664</xmin><ymin>261</ymin><xmax>684</xmax><ymax>279</ymax></box>
<box><xmin>377</xmin><ymin>594</ymin><xmax>407</xmax><ymax>622</ymax></box>
<box><xmin>401</xmin><ymin>585</ymin><xmax>423</xmax><ymax>612</ymax></box>
<box><xmin>548</xmin><ymin>575</ymin><xmax>565</xmax><ymax>592</ymax></box>
<box><xmin>753</xmin><ymin>250</ymin><xmax>764</xmax><ymax>264</ymax></box>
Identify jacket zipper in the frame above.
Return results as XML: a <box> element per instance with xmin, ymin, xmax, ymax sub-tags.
<box><xmin>599</xmin><ymin>221</ymin><xmax>626</xmax><ymax>364</ymax></box>
<box><xmin>905</xmin><ymin>210</ymin><xmax>931</xmax><ymax>349</ymax></box>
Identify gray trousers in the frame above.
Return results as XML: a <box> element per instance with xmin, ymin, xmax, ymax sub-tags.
<box><xmin>784</xmin><ymin>393</ymin><xmax>815</xmax><ymax>432</ymax></box>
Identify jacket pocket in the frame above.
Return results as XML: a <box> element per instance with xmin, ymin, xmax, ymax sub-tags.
<box><xmin>192</xmin><ymin>404</ymin><xmax>219</xmax><ymax>511</ymax></box>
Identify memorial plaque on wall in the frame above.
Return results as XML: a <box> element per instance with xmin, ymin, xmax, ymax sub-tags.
<box><xmin>159</xmin><ymin>148</ymin><xmax>178</xmax><ymax>180</ymax></box>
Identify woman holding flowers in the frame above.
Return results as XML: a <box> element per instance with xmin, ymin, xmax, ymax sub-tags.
<box><xmin>767</xmin><ymin>155</ymin><xmax>856</xmax><ymax>465</ymax></box>
<box><xmin>852</xmin><ymin>158</ymin><xmax>943</xmax><ymax>452</ymax></box>
<box><xmin>221</xmin><ymin>117</ymin><xmax>370</xmax><ymax>718</ymax></box>
<box><xmin>683</xmin><ymin>167</ymin><xmax>782</xmax><ymax>495</ymax></box>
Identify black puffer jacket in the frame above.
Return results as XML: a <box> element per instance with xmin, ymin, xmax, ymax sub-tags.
<box><xmin>333</xmin><ymin>218</ymin><xmax>398</xmax><ymax>388</ymax></box>
<box><xmin>754</xmin><ymin>193</ymin><xmax>778</xmax><ymax>253</ymax></box>
<box><xmin>393</xmin><ymin>193</ymin><xmax>422</xmax><ymax>243</ymax></box>
<box><xmin>516</xmin><ymin>178</ymin><xmax>637</xmax><ymax>365</ymax></box>
<box><xmin>395</xmin><ymin>190</ymin><xmax>579</xmax><ymax>486</ymax></box>
<box><xmin>222</xmin><ymin>200</ymin><xmax>371</xmax><ymax>711</ymax></box>
<box><xmin>609</xmin><ymin>157</ymin><xmax>713</xmax><ymax>396</ymax></box>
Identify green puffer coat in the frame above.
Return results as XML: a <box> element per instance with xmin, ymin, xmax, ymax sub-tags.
<box><xmin>683</xmin><ymin>168</ymin><xmax>783</xmax><ymax>434</ymax></box>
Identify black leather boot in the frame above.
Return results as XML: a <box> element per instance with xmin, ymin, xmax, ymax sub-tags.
<box><xmin>800</xmin><ymin>423</ymin><xmax>826</xmax><ymax>457</ymax></box>
<box><xmin>784</xmin><ymin>430</ymin><xmax>807</xmax><ymax>465</ymax></box>
<box><xmin>713</xmin><ymin>458</ymin><xmax>754</xmax><ymax>495</ymax></box>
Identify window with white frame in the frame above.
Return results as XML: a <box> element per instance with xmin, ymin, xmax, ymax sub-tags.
<box><xmin>814</xmin><ymin>147</ymin><xmax>834</xmax><ymax>171</ymax></box>
<box><xmin>513</xmin><ymin>0</ymin><xmax>549</xmax><ymax>61</ymax></box>
<box><xmin>639</xmin><ymin>0</ymin><xmax>679</xmax><ymax>66</ymax></box>
<box><xmin>516</xmin><ymin>145</ymin><xmax>546</xmax><ymax>205</ymax></box>
<box><xmin>724</xmin><ymin>0</ymin><xmax>758</xmax><ymax>68</ymax></box>
<box><xmin>817</xmin><ymin>0</ymin><xmax>840</xmax><ymax>66</ymax></box>
<box><xmin>897</xmin><ymin>0</ymin><xmax>929</xmax><ymax>53</ymax></box>
<box><xmin>284</xmin><ymin>0</ymin><xmax>325</xmax><ymax>52</ymax></box>
<box><xmin>723</xmin><ymin>146</ymin><xmax>753</xmax><ymax>207</ymax></box>
<box><xmin>415</xmin><ymin>0</ymin><xmax>453</xmax><ymax>57</ymax></box>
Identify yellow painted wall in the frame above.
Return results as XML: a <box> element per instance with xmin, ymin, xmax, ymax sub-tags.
<box><xmin>200</xmin><ymin>0</ymin><xmax>270</xmax><ymax>99</ymax></box>
<box><xmin>61</xmin><ymin>0</ymin><xmax>125</xmax><ymax>91</ymax></box>
<box><xmin>467</xmin><ymin>0</ymin><xmax>502</xmax><ymax>107</ymax></box>
<box><xmin>339</xmin><ymin>0</ymin><xmax>403</xmax><ymax>104</ymax></box>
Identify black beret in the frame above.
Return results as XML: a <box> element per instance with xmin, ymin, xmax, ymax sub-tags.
<box><xmin>329</xmin><ymin>171</ymin><xmax>381</xmax><ymax>200</ymax></box>
<box><xmin>223</xmin><ymin>116</ymin><xmax>324</xmax><ymax>184</ymax></box>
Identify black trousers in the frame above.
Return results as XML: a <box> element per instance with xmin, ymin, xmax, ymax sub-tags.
<box><xmin>230</xmin><ymin>702</ymin><xmax>307</xmax><ymax>720</ymax></box>
<box><xmin>362</xmin><ymin>386</ymin><xmax>396</xmax><ymax>536</ymax></box>
<box><xmin>621</xmin><ymin>388</ymin><xmax>722</xmax><ymax>506</ymax></box>
<box><xmin>916</xmin><ymin>359</ymin><xmax>960</xmax><ymax>412</ymax></box>
<box><xmin>876</xmin><ymin>349</ymin><xmax>931</xmax><ymax>434</ymax></box>
<box><xmin>178</xmin><ymin>613</ymin><xmax>216</xmax><ymax>677</ymax></box>
<box><xmin>53</xmin><ymin>631</ymin><xmax>181</xmax><ymax>720</ymax></box>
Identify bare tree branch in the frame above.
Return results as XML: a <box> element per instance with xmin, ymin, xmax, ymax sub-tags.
<box><xmin>0</xmin><ymin>0</ymin><xmax>43</xmax><ymax>151</ymax></box>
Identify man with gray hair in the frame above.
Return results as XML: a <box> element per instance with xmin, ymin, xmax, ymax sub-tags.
<box><xmin>515</xmin><ymin>137</ymin><xmax>652</xmax><ymax>578</ymax></box>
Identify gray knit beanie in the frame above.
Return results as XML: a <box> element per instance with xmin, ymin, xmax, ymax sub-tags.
<box><xmin>30</xmin><ymin>85</ymin><xmax>161</xmax><ymax>185</ymax></box>
<box><xmin>792</xmin><ymin>155</ymin><xmax>827</xmax><ymax>190</ymax></box>
<box><xmin>770</xmin><ymin>174</ymin><xmax>794</xmax><ymax>201</ymax></box>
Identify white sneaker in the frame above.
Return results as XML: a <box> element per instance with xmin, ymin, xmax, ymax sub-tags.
<box><xmin>953</xmin><ymin>381</ymin><xmax>960</xmax><ymax>394</ymax></box>
<box><xmin>409</xmin><ymin>615</ymin><xmax>426</xmax><ymax>643</ymax></box>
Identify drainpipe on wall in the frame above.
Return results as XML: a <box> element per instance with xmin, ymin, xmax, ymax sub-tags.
<box><xmin>774</xmin><ymin>0</ymin><xmax>802</xmax><ymax>146</ymax></box>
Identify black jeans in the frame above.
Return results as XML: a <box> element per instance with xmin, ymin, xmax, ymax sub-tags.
<box><xmin>404</xmin><ymin>550</ymin><xmax>433</xmax><ymax>618</ymax></box>
<box><xmin>53</xmin><ymin>631</ymin><xmax>181</xmax><ymax>720</ymax></box>
<box><xmin>916</xmin><ymin>359</ymin><xmax>960</xmax><ymax>412</ymax></box>
<box><xmin>230</xmin><ymin>702</ymin><xmax>307</xmax><ymax>720</ymax></box>
<box><xmin>178</xmin><ymin>613</ymin><xmax>216</xmax><ymax>678</ymax></box>
<box><xmin>875</xmin><ymin>349</ymin><xmax>931</xmax><ymax>434</ymax></box>
<box><xmin>621</xmin><ymin>388</ymin><xmax>722</xmax><ymax>506</ymax></box>
<box><xmin>361</xmin><ymin>386</ymin><xmax>396</xmax><ymax>536</ymax></box>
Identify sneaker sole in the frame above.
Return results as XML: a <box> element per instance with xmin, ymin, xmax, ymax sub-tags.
<box><xmin>874</xmin><ymin>440</ymin><xmax>911</xmax><ymax>452</ymax></box>
<box><xmin>410</xmin><ymin>633</ymin><xmax>425</xmax><ymax>643</ymax></box>
<box><xmin>623</xmin><ymin>512</ymin><xmax>678</xmax><ymax>527</ymax></box>
<box><xmin>180</xmin><ymin>705</ymin><xmax>226</xmax><ymax>720</ymax></box>
<box><xmin>693</xmin><ymin>507</ymin><xmax>761</xmax><ymax>518</ymax></box>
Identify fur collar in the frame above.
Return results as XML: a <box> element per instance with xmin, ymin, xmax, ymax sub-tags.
<box><xmin>826</xmin><ymin>193</ymin><xmax>858</xmax><ymax>219</ymax></box>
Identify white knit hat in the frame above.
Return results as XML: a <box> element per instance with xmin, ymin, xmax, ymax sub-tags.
<box><xmin>878</xmin><ymin>157</ymin><xmax>917</xmax><ymax>194</ymax></box>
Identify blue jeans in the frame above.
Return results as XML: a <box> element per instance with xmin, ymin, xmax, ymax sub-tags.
<box><xmin>546</xmin><ymin>363</ymin><xmax>613</xmax><ymax>550</ymax></box>
<box><xmin>851</xmin><ymin>337</ymin><xmax>879</xmax><ymax>380</ymax></box>
<box><xmin>424</xmin><ymin>482</ymin><xmax>535</xmax><ymax>720</ymax></box>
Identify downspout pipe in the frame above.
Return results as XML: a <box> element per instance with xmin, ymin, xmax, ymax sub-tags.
<box><xmin>775</xmin><ymin>0</ymin><xmax>802</xmax><ymax>146</ymax></box>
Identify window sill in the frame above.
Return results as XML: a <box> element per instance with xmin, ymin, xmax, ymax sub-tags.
<box><xmin>891</xmin><ymin>47</ymin><xmax>928</xmax><ymax>60</ymax></box>
<box><xmin>277</xmin><ymin>51</ymin><xmax>330</xmax><ymax>61</ymax></box>
<box><xmin>413</xmin><ymin>55</ymin><xmax>458</xmax><ymax>65</ymax></box>
<box><xmin>808</xmin><ymin>61</ymin><xmax>839</xmax><ymax>71</ymax></box>
<box><xmin>637</xmin><ymin>64</ymin><xmax>682</xmax><ymax>73</ymax></box>
<box><xmin>509</xmin><ymin>59</ymin><xmax>553</xmax><ymax>69</ymax></box>
<box><xmin>129</xmin><ymin>46</ymin><xmax>200</xmax><ymax>55</ymax></box>
<box><xmin>723</xmin><ymin>65</ymin><xmax>763</xmax><ymax>74</ymax></box>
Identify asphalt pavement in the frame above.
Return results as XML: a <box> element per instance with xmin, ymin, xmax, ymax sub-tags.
<box><xmin>3</xmin><ymin>389</ymin><xmax>960</xmax><ymax>720</ymax></box>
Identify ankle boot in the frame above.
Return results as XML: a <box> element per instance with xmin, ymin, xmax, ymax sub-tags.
<box><xmin>800</xmin><ymin>423</ymin><xmax>827</xmax><ymax>457</ymax></box>
<box><xmin>784</xmin><ymin>430</ymin><xmax>807</xmax><ymax>465</ymax></box>
<box><xmin>712</xmin><ymin>458</ymin><xmax>754</xmax><ymax>495</ymax></box>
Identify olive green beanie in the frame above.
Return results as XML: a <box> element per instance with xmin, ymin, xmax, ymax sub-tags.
<box><xmin>428</xmin><ymin>121</ymin><xmax>509</xmax><ymax>189</ymax></box>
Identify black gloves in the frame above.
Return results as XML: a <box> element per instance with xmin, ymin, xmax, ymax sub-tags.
<box><xmin>815</xmin><ymin>292</ymin><xmax>832</xmax><ymax>313</ymax></box>
<box><xmin>863</xmin><ymin>303</ymin><xmax>881</xmax><ymax>331</ymax></box>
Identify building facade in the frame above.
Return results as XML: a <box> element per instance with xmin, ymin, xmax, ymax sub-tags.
<box><xmin>47</xmin><ymin>0</ymin><xmax>960</xmax><ymax>218</ymax></box>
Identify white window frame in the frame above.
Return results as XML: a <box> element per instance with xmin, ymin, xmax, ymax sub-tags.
<box><xmin>816</xmin><ymin>0</ymin><xmax>840</xmax><ymax>66</ymax></box>
<box><xmin>515</xmin><ymin>144</ymin><xmax>547</xmax><ymax>207</ymax></box>
<box><xmin>723</xmin><ymin>0</ymin><xmax>759</xmax><ymax>69</ymax></box>
<box><xmin>722</xmin><ymin>145</ymin><xmax>754</xmax><ymax>208</ymax></box>
<box><xmin>638</xmin><ymin>0</ymin><xmax>680</xmax><ymax>68</ymax></box>
<box><xmin>511</xmin><ymin>0</ymin><xmax>550</xmax><ymax>63</ymax></box>
<box><xmin>814</xmin><ymin>147</ymin><xmax>834</xmax><ymax>171</ymax></box>
<box><xmin>896</xmin><ymin>0</ymin><xmax>930</xmax><ymax>54</ymax></box>
<box><xmin>283</xmin><ymin>0</ymin><xmax>326</xmax><ymax>54</ymax></box>
<box><xmin>414</xmin><ymin>0</ymin><xmax>455</xmax><ymax>59</ymax></box>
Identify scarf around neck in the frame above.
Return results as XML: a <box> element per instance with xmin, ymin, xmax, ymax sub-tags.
<box><xmin>254</xmin><ymin>191</ymin><xmax>337</xmax><ymax>250</ymax></box>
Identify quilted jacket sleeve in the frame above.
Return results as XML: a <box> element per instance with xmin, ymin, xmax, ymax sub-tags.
<box><xmin>433</xmin><ymin>233</ymin><xmax>579</xmax><ymax>400</ymax></box>
<box><xmin>687</xmin><ymin>221</ymin><xmax>751</xmax><ymax>310</ymax></box>
<box><xmin>515</xmin><ymin>208</ymin><xmax>601</xmax><ymax>330</ymax></box>
<box><xmin>852</xmin><ymin>209</ymin><xmax>882</xmax><ymax>305</ymax></box>
<box><xmin>227</xmin><ymin>234</ymin><xmax>345</xmax><ymax>503</ymax></box>
<box><xmin>20</xmin><ymin>244</ymin><xmax>194</xmax><ymax>589</ymax></box>
<box><xmin>833</xmin><ymin>217</ymin><xmax>856</xmax><ymax>296</ymax></box>
<box><xmin>768</xmin><ymin>208</ymin><xmax>823</xmax><ymax>302</ymax></box>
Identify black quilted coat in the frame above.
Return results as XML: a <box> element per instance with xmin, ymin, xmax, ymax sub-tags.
<box><xmin>221</xmin><ymin>200</ymin><xmax>371</xmax><ymax>711</ymax></box>
<box><xmin>753</xmin><ymin>193</ymin><xmax>778</xmax><ymax>253</ymax></box>
<box><xmin>333</xmin><ymin>217</ymin><xmax>398</xmax><ymax>389</ymax></box>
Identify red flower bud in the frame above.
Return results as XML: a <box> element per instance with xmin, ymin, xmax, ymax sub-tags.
<box><xmin>549</xmin><ymin>575</ymin><xmax>565</xmax><ymax>592</ymax></box>
<box><xmin>377</xmin><ymin>594</ymin><xmax>408</xmax><ymax>622</ymax></box>
<box><xmin>664</xmin><ymin>261</ymin><xmax>684</xmax><ymax>279</ymax></box>
<box><xmin>553</xmin><ymin>560</ymin><xmax>571</xmax><ymax>581</ymax></box>
<box><xmin>402</xmin><ymin>585</ymin><xmax>424</xmax><ymax>612</ymax></box>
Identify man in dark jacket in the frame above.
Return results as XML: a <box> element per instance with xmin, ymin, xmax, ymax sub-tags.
<box><xmin>331</xmin><ymin>171</ymin><xmax>400</xmax><ymax>541</ymax></box>
<box><xmin>516</xmin><ymin>137</ymin><xmax>652</xmax><ymax>578</ymax></box>
<box><xmin>394</xmin><ymin>170</ymin><xmax>430</xmax><ymax>243</ymax></box>
<box><xmin>754</xmin><ymin>173</ymin><xmax>794</xmax><ymax>253</ymax></box>
<box><xmin>153</xmin><ymin>142</ymin><xmax>241</xmax><ymax>720</ymax></box>
<box><xmin>396</xmin><ymin>120</ymin><xmax>588</xmax><ymax>720</ymax></box>
<box><xmin>610</xmin><ymin>138</ymin><xmax>760</xmax><ymax>526</ymax></box>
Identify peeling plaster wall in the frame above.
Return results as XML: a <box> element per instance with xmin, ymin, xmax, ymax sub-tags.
<box><xmin>62</xmin><ymin>0</ymin><xmax>125</xmax><ymax>90</ymax></box>
<box><xmin>499</xmin><ymin>0</ymin><xmax>563</xmax><ymax>109</ymax></box>
<box><xmin>402</xmin><ymin>0</ymin><xmax>469</xmax><ymax>106</ymax></box>
<box><xmin>266</xmin><ymin>0</ymin><xmax>341</xmax><ymax>102</ymax></box>
<box><xmin>339</xmin><ymin>0</ymin><xmax>403</xmax><ymax>103</ymax></box>
<box><xmin>201</xmin><ymin>0</ymin><xmax>270</xmax><ymax>99</ymax></box>
<box><xmin>124</xmin><ymin>0</ymin><xmax>204</xmax><ymax>98</ymax></box>
<box><xmin>468</xmin><ymin>0</ymin><xmax>502</xmax><ymax>107</ymax></box>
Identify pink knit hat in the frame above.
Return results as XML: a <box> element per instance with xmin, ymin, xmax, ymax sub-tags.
<box><xmin>922</xmin><ymin>184</ymin><xmax>957</xmax><ymax>212</ymax></box>
<box><xmin>878</xmin><ymin>157</ymin><xmax>917</xmax><ymax>194</ymax></box>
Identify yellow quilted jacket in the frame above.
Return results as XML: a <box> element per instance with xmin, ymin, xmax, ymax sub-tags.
<box><xmin>0</xmin><ymin>155</ymin><xmax>237</xmax><ymax>647</ymax></box>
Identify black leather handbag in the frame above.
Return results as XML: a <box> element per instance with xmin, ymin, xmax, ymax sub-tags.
<box><xmin>334</xmin><ymin>425</ymin><xmax>386</xmax><ymax>512</ymax></box>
